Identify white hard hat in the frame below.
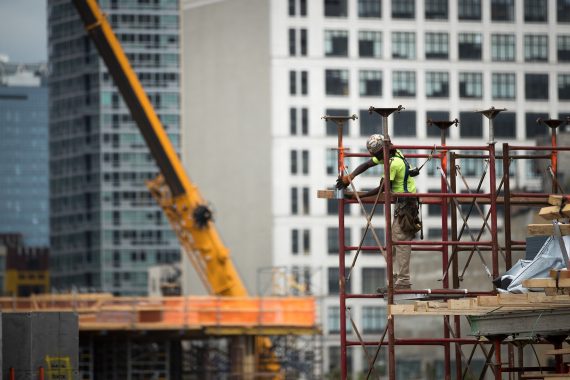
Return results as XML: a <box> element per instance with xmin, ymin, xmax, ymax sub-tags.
<box><xmin>366</xmin><ymin>134</ymin><xmax>385</xmax><ymax>155</ymax></box>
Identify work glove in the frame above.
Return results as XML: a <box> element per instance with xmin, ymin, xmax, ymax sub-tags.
<box><xmin>335</xmin><ymin>175</ymin><xmax>351</xmax><ymax>190</ymax></box>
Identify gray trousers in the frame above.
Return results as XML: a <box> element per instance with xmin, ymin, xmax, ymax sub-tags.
<box><xmin>391</xmin><ymin>214</ymin><xmax>415</xmax><ymax>286</ymax></box>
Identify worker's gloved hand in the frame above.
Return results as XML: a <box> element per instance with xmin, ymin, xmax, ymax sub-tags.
<box><xmin>335</xmin><ymin>175</ymin><xmax>351</xmax><ymax>189</ymax></box>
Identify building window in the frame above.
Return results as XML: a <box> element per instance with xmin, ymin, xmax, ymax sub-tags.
<box><xmin>459</xmin><ymin>72</ymin><xmax>483</xmax><ymax>98</ymax></box>
<box><xmin>526</xmin><ymin>160</ymin><xmax>542</xmax><ymax>179</ymax></box>
<box><xmin>525</xmin><ymin>112</ymin><xmax>550</xmax><ymax>138</ymax></box>
<box><xmin>291</xmin><ymin>150</ymin><xmax>309</xmax><ymax>175</ymax></box>
<box><xmin>362</xmin><ymin>268</ymin><xmax>386</xmax><ymax>293</ymax></box>
<box><xmin>425</xmin><ymin>32</ymin><xmax>449</xmax><ymax>59</ymax></box>
<box><xmin>525</xmin><ymin>73</ymin><xmax>549</xmax><ymax>100</ymax></box>
<box><xmin>302</xmin><ymin>150</ymin><xmax>309</xmax><ymax>174</ymax></box>
<box><xmin>291</xmin><ymin>187</ymin><xmax>298</xmax><ymax>214</ymax></box>
<box><xmin>289</xmin><ymin>28</ymin><xmax>307</xmax><ymax>56</ymax></box>
<box><xmin>291</xmin><ymin>229</ymin><xmax>299</xmax><ymax>254</ymax></box>
<box><xmin>301</xmin><ymin>108</ymin><xmax>308</xmax><ymax>134</ymax></box>
<box><xmin>325</xmin><ymin>109</ymin><xmax>350</xmax><ymax>135</ymax></box>
<box><xmin>290</xmin><ymin>108</ymin><xmax>297</xmax><ymax>134</ymax></box>
<box><xmin>325</xmin><ymin>0</ymin><xmax>348</xmax><ymax>17</ymax></box>
<box><xmin>459</xmin><ymin>112</ymin><xmax>483</xmax><ymax>138</ymax></box>
<box><xmin>558</xmin><ymin>36</ymin><xmax>570</xmax><ymax>61</ymax></box>
<box><xmin>327</xmin><ymin>199</ymin><xmax>351</xmax><ymax>215</ymax></box>
<box><xmin>427</xmin><ymin>189</ymin><xmax>441</xmax><ymax>215</ymax></box>
<box><xmin>359</xmin><ymin>110</ymin><xmax>377</xmax><ymax>136</ymax></box>
<box><xmin>289</xmin><ymin>29</ymin><xmax>296</xmax><ymax>56</ymax></box>
<box><xmin>392</xmin><ymin>71</ymin><xmax>416</xmax><ymax>97</ymax></box>
<box><xmin>559</xmin><ymin>74</ymin><xmax>570</xmax><ymax>100</ymax></box>
<box><xmin>393</xmin><ymin>111</ymin><xmax>416</xmax><ymax>137</ymax></box>
<box><xmin>328</xmin><ymin>267</ymin><xmax>351</xmax><ymax>294</ymax></box>
<box><xmin>362</xmin><ymin>306</ymin><xmax>387</xmax><ymax>333</ymax></box>
<box><xmin>458</xmin><ymin>0</ymin><xmax>481</xmax><ymax>20</ymax></box>
<box><xmin>288</xmin><ymin>71</ymin><xmax>308</xmax><ymax>96</ymax></box>
<box><xmin>524</xmin><ymin>35</ymin><xmax>548</xmax><ymax>62</ymax></box>
<box><xmin>425</xmin><ymin>0</ymin><xmax>448</xmax><ymax>19</ymax></box>
<box><xmin>327</xmin><ymin>306</ymin><xmax>352</xmax><ymax>333</ymax></box>
<box><xmin>525</xmin><ymin>0</ymin><xmax>547</xmax><ymax>22</ymax></box>
<box><xmin>289</xmin><ymin>0</ymin><xmax>307</xmax><ymax>16</ymax></box>
<box><xmin>291</xmin><ymin>187</ymin><xmax>310</xmax><ymax>214</ymax></box>
<box><xmin>325</xmin><ymin>30</ymin><xmax>348</xmax><ymax>57</ymax></box>
<box><xmin>291</xmin><ymin>229</ymin><xmax>310</xmax><ymax>255</ymax></box>
<box><xmin>491</xmin><ymin>34</ymin><xmax>515</xmax><ymax>61</ymax></box>
<box><xmin>559</xmin><ymin>0</ymin><xmax>570</xmax><ymax>22</ymax></box>
<box><xmin>426</xmin><ymin>72</ymin><xmax>449</xmax><ymax>98</ymax></box>
<box><xmin>328</xmin><ymin>227</ymin><xmax>352</xmax><ymax>254</ymax></box>
<box><xmin>495</xmin><ymin>112</ymin><xmax>516</xmax><ymax>138</ymax></box>
<box><xmin>458</xmin><ymin>33</ymin><xmax>482</xmax><ymax>60</ymax></box>
<box><xmin>492</xmin><ymin>0</ymin><xmax>515</xmax><ymax>21</ymax></box>
<box><xmin>360</xmin><ymin>227</ymin><xmax>385</xmax><ymax>251</ymax></box>
<box><xmin>359</xmin><ymin>0</ymin><xmax>381</xmax><ymax>17</ymax></box>
<box><xmin>290</xmin><ymin>150</ymin><xmax>298</xmax><ymax>174</ymax></box>
<box><xmin>359</xmin><ymin>31</ymin><xmax>382</xmax><ymax>58</ymax></box>
<box><xmin>290</xmin><ymin>107</ymin><xmax>308</xmax><ymax>135</ymax></box>
<box><xmin>301</xmin><ymin>71</ymin><xmax>308</xmax><ymax>94</ymax></box>
<box><xmin>326</xmin><ymin>149</ymin><xmax>336</xmax><ymax>175</ymax></box>
<box><xmin>392</xmin><ymin>32</ymin><xmax>415</xmax><ymax>59</ymax></box>
<box><xmin>325</xmin><ymin>69</ymin><xmax>349</xmax><ymax>96</ymax></box>
<box><xmin>492</xmin><ymin>73</ymin><xmax>516</xmax><ymax>99</ymax></box>
<box><xmin>426</xmin><ymin>111</ymin><xmax>450</xmax><ymax>137</ymax></box>
<box><xmin>300</xmin><ymin>29</ymin><xmax>307</xmax><ymax>56</ymax></box>
<box><xmin>359</xmin><ymin>70</ymin><xmax>382</xmax><ymax>97</ymax></box>
<box><xmin>428</xmin><ymin>228</ymin><xmax>442</xmax><ymax>239</ymax></box>
<box><xmin>392</xmin><ymin>0</ymin><xmax>415</xmax><ymax>18</ymax></box>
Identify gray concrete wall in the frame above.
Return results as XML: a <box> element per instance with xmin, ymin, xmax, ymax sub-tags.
<box><xmin>181</xmin><ymin>0</ymin><xmax>272</xmax><ymax>294</ymax></box>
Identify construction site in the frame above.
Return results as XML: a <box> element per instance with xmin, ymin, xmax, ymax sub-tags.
<box><xmin>1</xmin><ymin>0</ymin><xmax>570</xmax><ymax>379</ymax></box>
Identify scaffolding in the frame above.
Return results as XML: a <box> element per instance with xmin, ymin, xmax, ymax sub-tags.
<box><xmin>321</xmin><ymin>107</ymin><xmax>570</xmax><ymax>379</ymax></box>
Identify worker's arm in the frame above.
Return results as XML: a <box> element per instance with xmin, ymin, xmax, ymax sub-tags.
<box><xmin>345</xmin><ymin>178</ymin><xmax>392</xmax><ymax>199</ymax></box>
<box><xmin>336</xmin><ymin>159</ymin><xmax>377</xmax><ymax>189</ymax></box>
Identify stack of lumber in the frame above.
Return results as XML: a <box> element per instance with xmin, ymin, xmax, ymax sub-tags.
<box><xmin>389</xmin><ymin>292</ymin><xmax>570</xmax><ymax>316</ymax></box>
<box><xmin>527</xmin><ymin>195</ymin><xmax>570</xmax><ymax>236</ymax></box>
<box><xmin>523</xmin><ymin>269</ymin><xmax>570</xmax><ymax>295</ymax></box>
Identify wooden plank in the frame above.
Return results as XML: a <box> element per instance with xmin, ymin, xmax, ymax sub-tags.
<box><xmin>477</xmin><ymin>295</ymin><xmax>499</xmax><ymax>307</ymax></box>
<box><xmin>448</xmin><ymin>298</ymin><xmax>477</xmax><ymax>310</ymax></box>
<box><xmin>527</xmin><ymin>224</ymin><xmax>570</xmax><ymax>236</ymax></box>
<box><xmin>544</xmin><ymin>347</ymin><xmax>570</xmax><ymax>355</ymax></box>
<box><xmin>550</xmin><ymin>269</ymin><xmax>570</xmax><ymax>280</ymax></box>
<box><xmin>539</xmin><ymin>204</ymin><xmax>570</xmax><ymax>220</ymax></box>
<box><xmin>523</xmin><ymin>278</ymin><xmax>570</xmax><ymax>288</ymax></box>
<box><xmin>388</xmin><ymin>304</ymin><xmax>416</xmax><ymax>315</ymax></box>
<box><xmin>548</xmin><ymin>195</ymin><xmax>570</xmax><ymax>206</ymax></box>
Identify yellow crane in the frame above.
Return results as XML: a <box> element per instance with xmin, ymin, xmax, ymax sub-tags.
<box><xmin>71</xmin><ymin>0</ymin><xmax>279</xmax><ymax>374</ymax></box>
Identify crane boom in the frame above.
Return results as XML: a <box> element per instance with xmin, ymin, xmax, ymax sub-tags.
<box><xmin>72</xmin><ymin>0</ymin><xmax>247</xmax><ymax>297</ymax></box>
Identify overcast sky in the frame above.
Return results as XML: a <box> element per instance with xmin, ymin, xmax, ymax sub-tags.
<box><xmin>0</xmin><ymin>0</ymin><xmax>47</xmax><ymax>63</ymax></box>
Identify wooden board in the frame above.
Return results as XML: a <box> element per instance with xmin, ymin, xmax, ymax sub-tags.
<box><xmin>527</xmin><ymin>224</ymin><xmax>570</xmax><ymax>236</ymax></box>
<box><xmin>523</xmin><ymin>278</ymin><xmax>570</xmax><ymax>288</ymax></box>
<box><xmin>389</xmin><ymin>292</ymin><xmax>570</xmax><ymax>316</ymax></box>
<box><xmin>548</xmin><ymin>195</ymin><xmax>570</xmax><ymax>206</ymax></box>
<box><xmin>550</xmin><ymin>269</ymin><xmax>570</xmax><ymax>280</ymax></box>
<box><xmin>539</xmin><ymin>204</ymin><xmax>570</xmax><ymax>220</ymax></box>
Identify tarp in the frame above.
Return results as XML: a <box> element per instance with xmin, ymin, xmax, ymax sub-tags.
<box><xmin>494</xmin><ymin>233</ymin><xmax>570</xmax><ymax>293</ymax></box>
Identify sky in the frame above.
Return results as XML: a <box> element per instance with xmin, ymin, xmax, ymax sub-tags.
<box><xmin>0</xmin><ymin>0</ymin><xmax>47</xmax><ymax>63</ymax></box>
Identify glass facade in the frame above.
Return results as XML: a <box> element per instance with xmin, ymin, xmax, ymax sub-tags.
<box><xmin>48</xmin><ymin>0</ymin><xmax>181</xmax><ymax>295</ymax></box>
<box><xmin>0</xmin><ymin>86</ymin><xmax>49</xmax><ymax>246</ymax></box>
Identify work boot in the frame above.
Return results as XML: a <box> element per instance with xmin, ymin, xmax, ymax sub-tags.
<box><xmin>376</xmin><ymin>284</ymin><xmax>412</xmax><ymax>294</ymax></box>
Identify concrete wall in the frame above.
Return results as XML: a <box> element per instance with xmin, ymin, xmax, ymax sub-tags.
<box><xmin>181</xmin><ymin>0</ymin><xmax>272</xmax><ymax>294</ymax></box>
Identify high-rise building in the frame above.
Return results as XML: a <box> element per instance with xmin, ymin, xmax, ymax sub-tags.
<box><xmin>0</xmin><ymin>60</ymin><xmax>49</xmax><ymax>247</ymax></box>
<box><xmin>182</xmin><ymin>0</ymin><xmax>570</xmax><ymax>376</ymax></box>
<box><xmin>48</xmin><ymin>0</ymin><xmax>181</xmax><ymax>295</ymax></box>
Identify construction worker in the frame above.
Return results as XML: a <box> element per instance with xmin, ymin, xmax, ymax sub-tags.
<box><xmin>336</xmin><ymin>134</ymin><xmax>420</xmax><ymax>290</ymax></box>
